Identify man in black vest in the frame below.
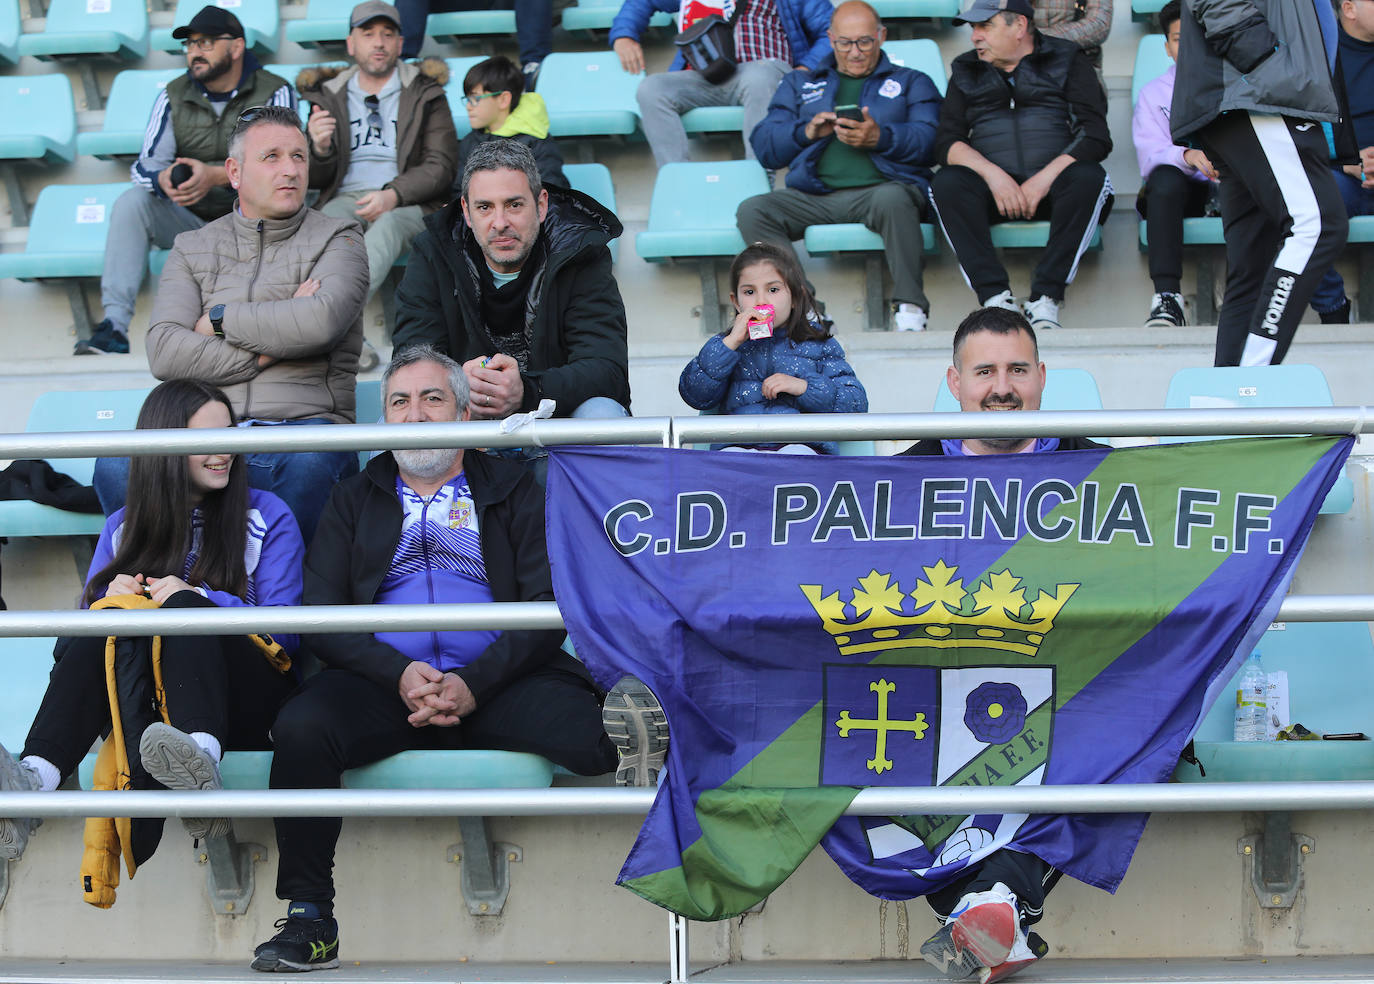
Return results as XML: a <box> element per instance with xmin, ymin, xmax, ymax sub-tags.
<box><xmin>929</xmin><ymin>0</ymin><xmax>1111</xmax><ymax>333</ymax></box>
<box><xmin>75</xmin><ymin>5</ymin><xmax>295</xmax><ymax>355</ymax></box>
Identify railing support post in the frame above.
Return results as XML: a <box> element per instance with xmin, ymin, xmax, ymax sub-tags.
<box><xmin>1238</xmin><ymin>812</ymin><xmax>1314</xmax><ymax>909</ymax></box>
<box><xmin>669</xmin><ymin>912</ymin><xmax>689</xmax><ymax>983</ymax></box>
<box><xmin>450</xmin><ymin>815</ymin><xmax>520</xmax><ymax>916</ymax></box>
<box><xmin>198</xmin><ymin>830</ymin><xmax>264</xmax><ymax>916</ymax></box>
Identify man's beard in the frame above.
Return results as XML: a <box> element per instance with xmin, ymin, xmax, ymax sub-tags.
<box><xmin>191</xmin><ymin>51</ymin><xmax>235</xmax><ymax>85</ymax></box>
<box><xmin>395</xmin><ymin>447</ymin><xmax>460</xmax><ymax>479</ymax></box>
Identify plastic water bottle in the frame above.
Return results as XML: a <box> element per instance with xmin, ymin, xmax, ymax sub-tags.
<box><xmin>1233</xmin><ymin>651</ymin><xmax>1267</xmax><ymax>742</ymax></box>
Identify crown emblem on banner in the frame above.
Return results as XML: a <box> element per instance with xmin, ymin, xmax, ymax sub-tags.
<box><xmin>800</xmin><ymin>562</ymin><xmax>1078</xmax><ymax>658</ymax></box>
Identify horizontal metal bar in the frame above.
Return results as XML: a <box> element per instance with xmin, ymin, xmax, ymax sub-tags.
<box><xmin>0</xmin><ymin>596</ymin><xmax>1367</xmax><ymax>638</ymax></box>
<box><xmin>3</xmin><ymin>781</ymin><xmax>1373</xmax><ymax>820</ymax></box>
<box><xmin>0</xmin><ymin>407</ymin><xmax>1369</xmax><ymax>460</ymax></box>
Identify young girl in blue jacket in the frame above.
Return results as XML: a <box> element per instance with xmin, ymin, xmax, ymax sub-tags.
<box><xmin>678</xmin><ymin>242</ymin><xmax>868</xmax><ymax>454</ymax></box>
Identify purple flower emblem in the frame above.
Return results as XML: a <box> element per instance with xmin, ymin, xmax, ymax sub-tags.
<box><xmin>964</xmin><ymin>682</ymin><xmax>1028</xmax><ymax>745</ymax></box>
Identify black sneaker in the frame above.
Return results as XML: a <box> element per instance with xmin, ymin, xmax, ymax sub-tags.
<box><xmin>1145</xmin><ymin>291</ymin><xmax>1186</xmax><ymax>329</ymax></box>
<box><xmin>74</xmin><ymin>319</ymin><xmax>130</xmax><ymax>355</ymax></box>
<box><xmin>252</xmin><ymin>903</ymin><xmax>340</xmax><ymax>972</ymax></box>
<box><xmin>1318</xmin><ymin>297</ymin><xmax>1351</xmax><ymax>324</ymax></box>
<box><xmin>602</xmin><ymin>676</ymin><xmax>669</xmax><ymax>787</ymax></box>
<box><xmin>522</xmin><ymin>60</ymin><xmax>542</xmax><ymax>90</ymax></box>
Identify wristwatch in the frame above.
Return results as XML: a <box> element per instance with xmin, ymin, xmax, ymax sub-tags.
<box><xmin>209</xmin><ymin>304</ymin><xmax>225</xmax><ymax>338</ymax></box>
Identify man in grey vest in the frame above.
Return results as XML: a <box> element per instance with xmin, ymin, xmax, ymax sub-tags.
<box><xmin>75</xmin><ymin>5</ymin><xmax>295</xmax><ymax>355</ymax></box>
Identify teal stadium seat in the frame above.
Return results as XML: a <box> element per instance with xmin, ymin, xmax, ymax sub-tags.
<box><xmin>538</xmin><ymin>51</ymin><xmax>644</xmax><ymax>138</ymax></box>
<box><xmin>637</xmin><ymin>160</ymin><xmax>770</xmax><ymax>327</ymax></box>
<box><xmin>1131</xmin><ymin>33</ymin><xmax>1170</xmax><ymax>107</ymax></box>
<box><xmin>428</xmin><ymin>6</ymin><xmax>517</xmax><ymax>44</ymax></box>
<box><xmin>933</xmin><ymin>366</ymin><xmax>1104</xmax><ymax>413</ymax></box>
<box><xmin>0</xmin><ymin>388</ymin><xmax>147</xmax><ymax>547</ymax></box>
<box><xmin>154</xmin><ymin>0</ymin><xmax>279</xmax><ymax>55</ymax></box>
<box><xmin>442</xmin><ymin>56</ymin><xmax>487</xmax><ymax>139</ymax></box>
<box><xmin>0</xmin><ymin>183</ymin><xmax>169</xmax><ymax>282</ymax></box>
<box><xmin>990</xmin><ymin>220</ymin><xmax>1103</xmax><ymax>250</ymax></box>
<box><xmin>1348</xmin><ymin>215</ymin><xmax>1374</xmax><ymax>318</ymax></box>
<box><xmin>564</xmin><ymin>162</ymin><xmax>619</xmax><ymax>262</ymax></box>
<box><xmin>285</xmin><ymin>0</ymin><xmax>356</xmax><ymax>47</ymax></box>
<box><xmin>76</xmin><ymin>69</ymin><xmax>182</xmax><ymax>159</ymax></box>
<box><xmin>0</xmin><ymin>74</ymin><xmax>78</xmax><ymax>165</ymax></box>
<box><xmin>562</xmin><ymin>0</ymin><xmax>673</xmax><ymax>35</ymax></box>
<box><xmin>0</xmin><ymin>0</ymin><xmax>19</xmax><ymax>65</ymax></box>
<box><xmin>1176</xmin><ymin>622</ymin><xmax>1374</xmax><ymax>782</ymax></box>
<box><xmin>1162</xmin><ymin>364</ymin><xmax>1354</xmax><ymax>514</ymax></box>
<box><xmin>0</xmin><ymin>637</ymin><xmax>58</xmax><ymax>753</ymax></box>
<box><xmin>17</xmin><ymin>0</ymin><xmax>149</xmax><ymax>60</ymax></box>
<box><xmin>868</xmin><ymin>0</ymin><xmax>961</xmax><ymax>22</ymax></box>
<box><xmin>1132</xmin><ymin>0</ymin><xmax>1167</xmax><ymax>23</ymax></box>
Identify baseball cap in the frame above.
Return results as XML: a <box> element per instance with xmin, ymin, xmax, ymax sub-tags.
<box><xmin>350</xmin><ymin>0</ymin><xmax>402</xmax><ymax>29</ymax></box>
<box><xmin>171</xmin><ymin>5</ymin><xmax>246</xmax><ymax>39</ymax></box>
<box><xmin>953</xmin><ymin>0</ymin><xmax>1034</xmax><ymax>25</ymax></box>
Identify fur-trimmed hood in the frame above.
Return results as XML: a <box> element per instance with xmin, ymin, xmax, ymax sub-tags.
<box><xmin>295</xmin><ymin>56</ymin><xmax>449</xmax><ymax>96</ymax></box>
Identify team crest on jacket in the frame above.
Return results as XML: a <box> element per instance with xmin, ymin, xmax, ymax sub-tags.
<box><xmin>879</xmin><ymin>79</ymin><xmax>902</xmax><ymax>98</ymax></box>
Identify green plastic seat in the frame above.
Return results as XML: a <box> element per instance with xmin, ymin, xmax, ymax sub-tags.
<box><xmin>0</xmin><ymin>637</ymin><xmax>57</xmax><ymax>752</ymax></box>
<box><xmin>77</xmin><ymin>69</ymin><xmax>182</xmax><ymax>159</ymax></box>
<box><xmin>1132</xmin><ymin>0</ymin><xmax>1167</xmax><ymax>23</ymax></box>
<box><xmin>564</xmin><ymin>162</ymin><xmax>619</xmax><ymax>262</ymax></box>
<box><xmin>153</xmin><ymin>0</ymin><xmax>279</xmax><ymax>55</ymax></box>
<box><xmin>539</xmin><ymin>51</ymin><xmax>643</xmax><ymax>138</ymax></box>
<box><xmin>18</xmin><ymin>0</ymin><xmax>149</xmax><ymax>60</ymax></box>
<box><xmin>636</xmin><ymin>160</ymin><xmax>769</xmax><ymax>260</ymax></box>
<box><xmin>1131</xmin><ymin>34</ymin><xmax>1171</xmax><ymax>107</ymax></box>
<box><xmin>442</xmin><ymin>55</ymin><xmax>488</xmax><ymax>139</ymax></box>
<box><xmin>561</xmin><ymin>0</ymin><xmax>672</xmax><ymax>33</ymax></box>
<box><xmin>681</xmin><ymin>106</ymin><xmax>745</xmax><ymax>136</ymax></box>
<box><xmin>284</xmin><ymin>0</ymin><xmax>355</xmax><ymax>47</ymax></box>
<box><xmin>0</xmin><ymin>387</ymin><xmax>149</xmax><ymax>539</ymax></box>
<box><xmin>868</xmin><ymin>0</ymin><xmax>960</xmax><ymax>20</ymax></box>
<box><xmin>0</xmin><ymin>0</ymin><xmax>20</xmax><ymax>65</ymax></box>
<box><xmin>0</xmin><ymin>183</ymin><xmax>130</xmax><ymax>280</ymax></box>
<box><xmin>0</xmin><ymin>74</ymin><xmax>77</xmax><ymax>164</ymax></box>
<box><xmin>990</xmin><ymin>220</ymin><xmax>1103</xmax><ymax>250</ymax></box>
<box><xmin>803</xmin><ymin>222</ymin><xmax>939</xmax><ymax>256</ymax></box>
<box><xmin>428</xmin><ymin>7</ymin><xmax>517</xmax><ymax>43</ymax></box>
<box><xmin>933</xmin><ymin>367</ymin><xmax>1105</xmax><ymax>413</ymax></box>
<box><xmin>880</xmin><ymin>38</ymin><xmax>948</xmax><ymax>95</ymax></box>
<box><xmin>1162</xmin><ymin>364</ymin><xmax>1353</xmax><ymax>514</ymax></box>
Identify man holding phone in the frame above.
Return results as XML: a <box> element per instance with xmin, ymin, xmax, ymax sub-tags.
<box><xmin>737</xmin><ymin>1</ymin><xmax>942</xmax><ymax>331</ymax></box>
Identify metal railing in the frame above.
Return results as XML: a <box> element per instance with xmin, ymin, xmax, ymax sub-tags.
<box><xmin>1</xmin><ymin>406</ymin><xmax>1371</xmax><ymax>821</ymax></box>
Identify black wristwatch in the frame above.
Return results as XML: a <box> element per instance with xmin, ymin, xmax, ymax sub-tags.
<box><xmin>209</xmin><ymin>304</ymin><xmax>225</xmax><ymax>338</ymax></box>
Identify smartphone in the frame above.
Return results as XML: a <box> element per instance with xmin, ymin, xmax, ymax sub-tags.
<box><xmin>834</xmin><ymin>104</ymin><xmax>863</xmax><ymax>122</ymax></box>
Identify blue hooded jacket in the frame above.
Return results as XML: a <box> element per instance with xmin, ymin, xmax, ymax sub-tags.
<box><xmin>749</xmin><ymin>51</ymin><xmax>942</xmax><ymax>197</ymax></box>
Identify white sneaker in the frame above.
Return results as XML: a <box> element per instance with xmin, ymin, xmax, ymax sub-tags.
<box><xmin>1023</xmin><ymin>295</ymin><xmax>1061</xmax><ymax>331</ymax></box>
<box><xmin>893</xmin><ymin>304</ymin><xmax>928</xmax><ymax>332</ymax></box>
<box><xmin>982</xmin><ymin>289</ymin><xmax>1020</xmax><ymax>313</ymax></box>
<box><xmin>0</xmin><ymin>743</ymin><xmax>43</xmax><ymax>860</ymax></box>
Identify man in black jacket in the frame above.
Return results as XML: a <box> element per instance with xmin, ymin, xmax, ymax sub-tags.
<box><xmin>929</xmin><ymin>0</ymin><xmax>1112</xmax><ymax>333</ymax></box>
<box><xmin>392</xmin><ymin>140</ymin><xmax>630</xmax><ymax>424</ymax></box>
<box><xmin>901</xmin><ymin>306</ymin><xmax>1106</xmax><ymax>457</ymax></box>
<box><xmin>252</xmin><ymin>345</ymin><xmax>624</xmax><ymax>973</ymax></box>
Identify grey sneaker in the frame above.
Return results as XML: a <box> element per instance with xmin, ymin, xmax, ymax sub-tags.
<box><xmin>1023</xmin><ymin>295</ymin><xmax>1062</xmax><ymax>331</ymax></box>
<box><xmin>602</xmin><ymin>677</ymin><xmax>669</xmax><ymax>787</ymax></box>
<box><xmin>0</xmin><ymin>742</ymin><xmax>42</xmax><ymax>860</ymax></box>
<box><xmin>139</xmin><ymin>723</ymin><xmax>231</xmax><ymax>841</ymax></box>
<box><xmin>921</xmin><ymin>921</ymin><xmax>983</xmax><ymax>980</ymax></box>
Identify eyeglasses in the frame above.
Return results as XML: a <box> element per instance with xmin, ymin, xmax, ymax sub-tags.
<box><xmin>463</xmin><ymin>90</ymin><xmax>505</xmax><ymax>107</ymax></box>
<box><xmin>364</xmin><ymin>94</ymin><xmax>383</xmax><ymax>136</ymax></box>
<box><xmin>831</xmin><ymin>35</ymin><xmax>878</xmax><ymax>52</ymax></box>
<box><xmin>181</xmin><ymin>35</ymin><xmax>236</xmax><ymax>52</ymax></box>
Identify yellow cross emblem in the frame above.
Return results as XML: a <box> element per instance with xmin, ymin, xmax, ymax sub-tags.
<box><xmin>834</xmin><ymin>679</ymin><xmax>928</xmax><ymax>775</ymax></box>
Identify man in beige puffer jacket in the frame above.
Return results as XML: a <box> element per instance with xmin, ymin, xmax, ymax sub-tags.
<box><xmin>95</xmin><ymin>105</ymin><xmax>370</xmax><ymax>542</ymax></box>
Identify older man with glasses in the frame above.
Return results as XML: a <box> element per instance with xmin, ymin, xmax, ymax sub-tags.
<box><xmin>74</xmin><ymin>5</ymin><xmax>295</xmax><ymax>355</ymax></box>
<box><xmin>295</xmin><ymin>0</ymin><xmax>458</xmax><ymax>303</ymax></box>
<box><xmin>737</xmin><ymin>0</ymin><xmax>943</xmax><ymax>332</ymax></box>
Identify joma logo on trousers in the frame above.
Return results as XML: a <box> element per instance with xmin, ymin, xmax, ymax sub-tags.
<box><xmin>1262</xmin><ymin>275</ymin><xmax>1296</xmax><ymax>335</ymax></box>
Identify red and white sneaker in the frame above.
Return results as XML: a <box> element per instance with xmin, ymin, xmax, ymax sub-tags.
<box><xmin>948</xmin><ymin>883</ymin><xmax>1018</xmax><ymax>968</ymax></box>
<box><xmin>980</xmin><ymin>929</ymin><xmax>1049</xmax><ymax>984</ymax></box>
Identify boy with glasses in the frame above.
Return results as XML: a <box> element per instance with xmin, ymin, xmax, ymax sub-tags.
<box><xmin>296</xmin><ymin>0</ymin><xmax>458</xmax><ymax>302</ymax></box>
<box><xmin>455</xmin><ymin>55</ymin><xmax>566</xmax><ymax>190</ymax></box>
<box><xmin>74</xmin><ymin>5</ymin><xmax>294</xmax><ymax>355</ymax></box>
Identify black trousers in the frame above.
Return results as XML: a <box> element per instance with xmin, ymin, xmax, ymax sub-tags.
<box><xmin>22</xmin><ymin>591</ymin><xmax>293</xmax><ymax>780</ymax></box>
<box><xmin>1138</xmin><ymin>166</ymin><xmax>1215</xmax><ymax>295</ymax></box>
<box><xmin>931</xmin><ymin>160</ymin><xmax>1112</xmax><ymax>304</ymax></box>
<box><xmin>925</xmin><ymin>848</ymin><xmax>1062</xmax><ymax>929</ymax></box>
<box><xmin>270</xmin><ymin>666</ymin><xmax>618</xmax><ymax>905</ymax></box>
<box><xmin>1196</xmin><ymin>111</ymin><xmax>1348</xmax><ymax>367</ymax></box>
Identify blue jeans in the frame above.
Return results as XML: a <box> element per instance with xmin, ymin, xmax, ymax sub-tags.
<box><xmin>1309</xmin><ymin>169</ymin><xmax>1374</xmax><ymax>314</ymax></box>
<box><xmin>92</xmin><ymin>419</ymin><xmax>359</xmax><ymax>544</ymax></box>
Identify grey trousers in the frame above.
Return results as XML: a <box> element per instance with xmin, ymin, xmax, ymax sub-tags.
<box><xmin>736</xmin><ymin>182</ymin><xmax>930</xmax><ymax>311</ymax></box>
<box><xmin>100</xmin><ymin>187</ymin><xmax>204</xmax><ymax>334</ymax></box>
<box><xmin>635</xmin><ymin>59</ymin><xmax>789</xmax><ymax>167</ymax></box>
<box><xmin>320</xmin><ymin>192</ymin><xmax>428</xmax><ymax>298</ymax></box>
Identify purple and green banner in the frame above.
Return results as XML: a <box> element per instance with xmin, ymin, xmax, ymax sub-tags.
<box><xmin>546</xmin><ymin>436</ymin><xmax>1351</xmax><ymax>920</ymax></box>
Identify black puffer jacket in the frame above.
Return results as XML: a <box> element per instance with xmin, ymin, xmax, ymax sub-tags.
<box><xmin>938</xmin><ymin>32</ymin><xmax>1111</xmax><ymax>178</ymax></box>
<box><xmin>392</xmin><ymin>184</ymin><xmax>630</xmax><ymax>416</ymax></box>
<box><xmin>1171</xmin><ymin>0</ymin><xmax>1341</xmax><ymax>141</ymax></box>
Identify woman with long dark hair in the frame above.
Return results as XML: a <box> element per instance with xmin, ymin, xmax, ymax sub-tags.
<box><xmin>0</xmin><ymin>379</ymin><xmax>305</xmax><ymax>864</ymax></box>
